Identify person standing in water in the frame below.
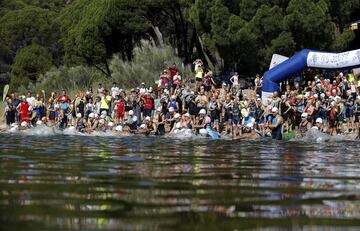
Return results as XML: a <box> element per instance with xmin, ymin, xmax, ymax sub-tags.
<box><xmin>268</xmin><ymin>107</ymin><xmax>283</xmax><ymax>140</ymax></box>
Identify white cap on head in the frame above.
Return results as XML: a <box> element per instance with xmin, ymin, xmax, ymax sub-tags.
<box><xmin>199</xmin><ymin>109</ymin><xmax>206</xmax><ymax>115</ymax></box>
<box><xmin>244</xmin><ymin>111</ymin><xmax>249</xmax><ymax>117</ymax></box>
<box><xmin>21</xmin><ymin>121</ymin><xmax>28</xmax><ymax>127</ymax></box>
<box><xmin>62</xmin><ymin>97</ymin><xmax>66</xmax><ymax>101</ymax></box>
<box><xmin>320</xmin><ymin>93</ymin><xmax>325</xmax><ymax>97</ymax></box>
<box><xmin>145</xmin><ymin>116</ymin><xmax>151</xmax><ymax>121</ymax></box>
<box><xmin>184</xmin><ymin>113</ymin><xmax>190</xmax><ymax>117</ymax></box>
<box><xmin>174</xmin><ymin>113</ymin><xmax>181</xmax><ymax>119</ymax></box>
<box><xmin>101</xmin><ymin>111</ymin><xmax>107</xmax><ymax>115</ymax></box>
<box><xmin>316</xmin><ymin>118</ymin><xmax>323</xmax><ymax>124</ymax></box>
<box><xmin>99</xmin><ymin>119</ymin><xmax>105</xmax><ymax>124</ymax></box>
<box><xmin>171</xmin><ymin>95</ymin><xmax>176</xmax><ymax>100</ymax></box>
<box><xmin>115</xmin><ymin>125</ymin><xmax>123</xmax><ymax>131</ymax></box>
<box><xmin>313</xmin><ymin>94</ymin><xmax>318</xmax><ymax>98</ymax></box>
<box><xmin>36</xmin><ymin>120</ymin><xmax>43</xmax><ymax>125</ymax></box>
<box><xmin>339</xmin><ymin>72</ymin><xmax>343</xmax><ymax>77</ymax></box>
<box><xmin>140</xmin><ymin>124</ymin><xmax>146</xmax><ymax>129</ymax></box>
<box><xmin>129</xmin><ymin>110</ymin><xmax>134</xmax><ymax>116</ymax></box>
<box><xmin>76</xmin><ymin>113</ymin><xmax>82</xmax><ymax>118</ymax></box>
<box><xmin>301</xmin><ymin>113</ymin><xmax>308</xmax><ymax>118</ymax></box>
<box><xmin>100</xmin><ymin>114</ymin><xmax>106</xmax><ymax>119</ymax></box>
<box><xmin>272</xmin><ymin>107</ymin><xmax>278</xmax><ymax>113</ymax></box>
<box><xmin>168</xmin><ymin>107</ymin><xmax>175</xmax><ymax>112</ymax></box>
<box><xmin>89</xmin><ymin>113</ymin><xmax>95</xmax><ymax>118</ymax></box>
<box><xmin>108</xmin><ymin>122</ymin><xmax>114</xmax><ymax>127</ymax></box>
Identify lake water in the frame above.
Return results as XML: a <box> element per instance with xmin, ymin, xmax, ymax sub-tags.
<box><xmin>1</xmin><ymin>133</ymin><xmax>360</xmax><ymax>230</ymax></box>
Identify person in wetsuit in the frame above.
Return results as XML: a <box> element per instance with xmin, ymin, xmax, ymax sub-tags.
<box><xmin>268</xmin><ymin>107</ymin><xmax>283</xmax><ymax>140</ymax></box>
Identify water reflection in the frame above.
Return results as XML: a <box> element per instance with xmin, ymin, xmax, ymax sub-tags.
<box><xmin>1</xmin><ymin>134</ymin><xmax>360</xmax><ymax>230</ymax></box>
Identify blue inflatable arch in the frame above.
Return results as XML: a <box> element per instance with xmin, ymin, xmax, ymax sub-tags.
<box><xmin>262</xmin><ymin>49</ymin><xmax>360</xmax><ymax>102</ymax></box>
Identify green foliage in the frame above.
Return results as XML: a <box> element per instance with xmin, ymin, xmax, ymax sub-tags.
<box><xmin>59</xmin><ymin>0</ymin><xmax>150</xmax><ymax>75</ymax></box>
<box><xmin>11</xmin><ymin>45</ymin><xmax>53</xmax><ymax>90</ymax></box>
<box><xmin>0</xmin><ymin>6</ymin><xmax>57</xmax><ymax>53</ymax></box>
<box><xmin>0</xmin><ymin>0</ymin><xmax>359</xmax><ymax>91</ymax></box>
<box><xmin>110</xmin><ymin>40</ymin><xmax>192</xmax><ymax>89</ymax></box>
<box><xmin>25</xmin><ymin>65</ymin><xmax>105</xmax><ymax>95</ymax></box>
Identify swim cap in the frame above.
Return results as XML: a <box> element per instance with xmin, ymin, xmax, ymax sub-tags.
<box><xmin>184</xmin><ymin>113</ymin><xmax>190</xmax><ymax>117</ymax></box>
<box><xmin>100</xmin><ymin>114</ymin><xmax>106</xmax><ymax>119</ymax></box>
<box><xmin>108</xmin><ymin>122</ymin><xmax>114</xmax><ymax>127</ymax></box>
<box><xmin>89</xmin><ymin>113</ymin><xmax>95</xmax><ymax>118</ymax></box>
<box><xmin>36</xmin><ymin>120</ymin><xmax>43</xmax><ymax>125</ymax></box>
<box><xmin>244</xmin><ymin>111</ymin><xmax>249</xmax><ymax>117</ymax></box>
<box><xmin>140</xmin><ymin>124</ymin><xmax>146</xmax><ymax>129</ymax></box>
<box><xmin>272</xmin><ymin>107</ymin><xmax>278</xmax><ymax>113</ymax></box>
<box><xmin>129</xmin><ymin>110</ymin><xmax>134</xmax><ymax>115</ymax></box>
<box><xmin>316</xmin><ymin>118</ymin><xmax>323</xmax><ymax>124</ymax></box>
<box><xmin>199</xmin><ymin>109</ymin><xmax>206</xmax><ymax>115</ymax></box>
<box><xmin>99</xmin><ymin>119</ymin><xmax>105</xmax><ymax>124</ymax></box>
<box><xmin>174</xmin><ymin>113</ymin><xmax>181</xmax><ymax>119</ymax></box>
<box><xmin>76</xmin><ymin>113</ymin><xmax>82</xmax><ymax>118</ymax></box>
<box><xmin>145</xmin><ymin>116</ymin><xmax>151</xmax><ymax>121</ymax></box>
<box><xmin>168</xmin><ymin>107</ymin><xmax>175</xmax><ymax>112</ymax></box>
<box><xmin>115</xmin><ymin>125</ymin><xmax>123</xmax><ymax>131</ymax></box>
<box><xmin>301</xmin><ymin>113</ymin><xmax>308</xmax><ymax>118</ymax></box>
<box><xmin>101</xmin><ymin>111</ymin><xmax>107</xmax><ymax>115</ymax></box>
<box><xmin>21</xmin><ymin>121</ymin><xmax>28</xmax><ymax>127</ymax></box>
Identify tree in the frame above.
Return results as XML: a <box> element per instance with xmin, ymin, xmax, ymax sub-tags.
<box><xmin>59</xmin><ymin>0</ymin><xmax>150</xmax><ymax>77</ymax></box>
<box><xmin>10</xmin><ymin>45</ymin><xmax>53</xmax><ymax>90</ymax></box>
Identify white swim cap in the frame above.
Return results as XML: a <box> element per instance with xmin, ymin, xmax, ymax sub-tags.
<box><xmin>171</xmin><ymin>95</ymin><xmax>176</xmax><ymax>100</ymax></box>
<box><xmin>145</xmin><ymin>116</ymin><xmax>151</xmax><ymax>121</ymax></box>
<box><xmin>199</xmin><ymin>128</ymin><xmax>208</xmax><ymax>135</ymax></box>
<box><xmin>184</xmin><ymin>113</ymin><xmax>190</xmax><ymax>117</ymax></box>
<box><xmin>316</xmin><ymin>118</ymin><xmax>323</xmax><ymax>124</ymax></box>
<box><xmin>199</xmin><ymin>109</ymin><xmax>206</xmax><ymax>115</ymax></box>
<box><xmin>115</xmin><ymin>125</ymin><xmax>123</xmax><ymax>131</ymax></box>
<box><xmin>76</xmin><ymin>113</ymin><xmax>82</xmax><ymax>118</ymax></box>
<box><xmin>244</xmin><ymin>111</ymin><xmax>249</xmax><ymax>117</ymax></box>
<box><xmin>320</xmin><ymin>93</ymin><xmax>325</xmax><ymax>97</ymax></box>
<box><xmin>101</xmin><ymin>110</ymin><xmax>107</xmax><ymax>115</ymax></box>
<box><xmin>272</xmin><ymin>107</ymin><xmax>278</xmax><ymax>113</ymax></box>
<box><xmin>301</xmin><ymin>113</ymin><xmax>308</xmax><ymax>118</ymax></box>
<box><xmin>174</xmin><ymin>113</ymin><xmax>181</xmax><ymax>119</ymax></box>
<box><xmin>99</xmin><ymin>119</ymin><xmax>105</xmax><ymax>124</ymax></box>
<box><xmin>129</xmin><ymin>110</ymin><xmax>134</xmax><ymax>115</ymax></box>
<box><xmin>108</xmin><ymin>122</ymin><xmax>114</xmax><ymax>127</ymax></box>
<box><xmin>140</xmin><ymin>124</ymin><xmax>146</xmax><ymax>129</ymax></box>
<box><xmin>313</xmin><ymin>94</ymin><xmax>318</xmax><ymax>98</ymax></box>
<box><xmin>175</xmin><ymin>123</ymin><xmax>182</xmax><ymax>129</ymax></box>
<box><xmin>100</xmin><ymin>114</ymin><xmax>106</xmax><ymax>119</ymax></box>
<box><xmin>21</xmin><ymin>121</ymin><xmax>28</xmax><ymax>127</ymax></box>
<box><xmin>36</xmin><ymin>120</ymin><xmax>43</xmax><ymax>125</ymax></box>
<box><xmin>89</xmin><ymin>113</ymin><xmax>95</xmax><ymax>118</ymax></box>
<box><xmin>168</xmin><ymin>107</ymin><xmax>175</xmax><ymax>112</ymax></box>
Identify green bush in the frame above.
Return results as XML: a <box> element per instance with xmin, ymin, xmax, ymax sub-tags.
<box><xmin>20</xmin><ymin>40</ymin><xmax>192</xmax><ymax>95</ymax></box>
<box><xmin>109</xmin><ymin>40</ymin><xmax>193</xmax><ymax>89</ymax></box>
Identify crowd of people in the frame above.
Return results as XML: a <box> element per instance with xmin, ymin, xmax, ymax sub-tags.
<box><xmin>2</xmin><ymin>59</ymin><xmax>360</xmax><ymax>140</ymax></box>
